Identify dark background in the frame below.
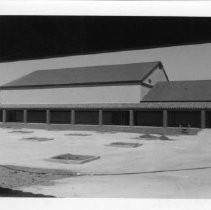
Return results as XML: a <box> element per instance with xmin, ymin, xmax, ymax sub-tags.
<box><xmin>0</xmin><ymin>16</ymin><xmax>211</xmax><ymax>62</ymax></box>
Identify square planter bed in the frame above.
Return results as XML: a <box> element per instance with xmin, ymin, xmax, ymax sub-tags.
<box><xmin>65</xmin><ymin>133</ymin><xmax>92</xmax><ymax>137</ymax></box>
<box><xmin>46</xmin><ymin>153</ymin><xmax>100</xmax><ymax>164</ymax></box>
<box><xmin>9</xmin><ymin>130</ymin><xmax>34</xmax><ymax>134</ymax></box>
<box><xmin>22</xmin><ymin>137</ymin><xmax>54</xmax><ymax>142</ymax></box>
<box><xmin>108</xmin><ymin>142</ymin><xmax>142</xmax><ymax>148</ymax></box>
<box><xmin>139</xmin><ymin>134</ymin><xmax>159</xmax><ymax>140</ymax></box>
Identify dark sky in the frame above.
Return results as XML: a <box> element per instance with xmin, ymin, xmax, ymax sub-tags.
<box><xmin>1</xmin><ymin>16</ymin><xmax>211</xmax><ymax>62</ymax></box>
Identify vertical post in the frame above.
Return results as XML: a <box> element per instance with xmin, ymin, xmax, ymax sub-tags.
<box><xmin>163</xmin><ymin>110</ymin><xmax>168</xmax><ymax>127</ymax></box>
<box><xmin>69</xmin><ymin>110</ymin><xmax>72</xmax><ymax>124</ymax></box>
<box><xmin>2</xmin><ymin>109</ymin><xmax>6</xmax><ymax>123</ymax></box>
<box><xmin>201</xmin><ymin>110</ymin><xmax>206</xmax><ymax>129</ymax></box>
<box><xmin>23</xmin><ymin>110</ymin><xmax>27</xmax><ymax>124</ymax></box>
<box><xmin>71</xmin><ymin>110</ymin><xmax>75</xmax><ymax>125</ymax></box>
<box><xmin>46</xmin><ymin>109</ymin><xmax>50</xmax><ymax>124</ymax></box>
<box><xmin>129</xmin><ymin>110</ymin><xmax>134</xmax><ymax>126</ymax></box>
<box><xmin>99</xmin><ymin>110</ymin><xmax>103</xmax><ymax>125</ymax></box>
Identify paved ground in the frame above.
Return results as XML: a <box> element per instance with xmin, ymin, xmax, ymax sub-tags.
<box><xmin>0</xmin><ymin>126</ymin><xmax>211</xmax><ymax>197</ymax></box>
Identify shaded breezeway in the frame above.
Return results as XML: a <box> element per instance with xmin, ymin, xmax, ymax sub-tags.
<box><xmin>0</xmin><ymin>108</ymin><xmax>208</xmax><ymax>129</ymax></box>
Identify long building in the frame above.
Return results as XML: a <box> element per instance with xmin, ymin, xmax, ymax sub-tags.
<box><xmin>0</xmin><ymin>59</ymin><xmax>210</xmax><ymax>129</ymax></box>
<box><xmin>0</xmin><ymin>61</ymin><xmax>167</xmax><ymax>104</ymax></box>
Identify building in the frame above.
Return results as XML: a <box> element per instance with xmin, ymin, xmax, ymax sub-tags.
<box><xmin>0</xmin><ymin>61</ymin><xmax>167</xmax><ymax>104</ymax></box>
<box><xmin>142</xmin><ymin>80</ymin><xmax>211</xmax><ymax>129</ymax></box>
<box><xmin>0</xmin><ymin>59</ymin><xmax>211</xmax><ymax>129</ymax></box>
<box><xmin>0</xmin><ymin>61</ymin><xmax>169</xmax><ymax>126</ymax></box>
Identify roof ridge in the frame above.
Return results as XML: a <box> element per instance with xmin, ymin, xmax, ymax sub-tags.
<box><xmin>29</xmin><ymin>61</ymin><xmax>161</xmax><ymax>73</ymax></box>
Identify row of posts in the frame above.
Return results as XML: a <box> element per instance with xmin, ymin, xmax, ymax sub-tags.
<box><xmin>1</xmin><ymin>109</ymin><xmax>207</xmax><ymax>128</ymax></box>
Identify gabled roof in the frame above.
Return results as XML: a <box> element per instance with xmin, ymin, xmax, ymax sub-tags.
<box><xmin>143</xmin><ymin>80</ymin><xmax>211</xmax><ymax>102</ymax></box>
<box><xmin>1</xmin><ymin>61</ymin><xmax>164</xmax><ymax>88</ymax></box>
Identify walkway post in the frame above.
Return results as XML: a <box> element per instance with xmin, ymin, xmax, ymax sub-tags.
<box><xmin>2</xmin><ymin>109</ymin><xmax>6</xmax><ymax>123</ymax></box>
<box><xmin>2</xmin><ymin>109</ymin><xmax>7</xmax><ymax>123</ymax></box>
<box><xmin>201</xmin><ymin>110</ymin><xmax>206</xmax><ymax>129</ymax></box>
<box><xmin>23</xmin><ymin>110</ymin><xmax>27</xmax><ymax>124</ymax></box>
<box><xmin>163</xmin><ymin>110</ymin><xmax>168</xmax><ymax>127</ymax></box>
<box><xmin>46</xmin><ymin>110</ymin><xmax>50</xmax><ymax>124</ymax></box>
<box><xmin>99</xmin><ymin>110</ymin><xmax>103</xmax><ymax>125</ymax></box>
<box><xmin>71</xmin><ymin>110</ymin><xmax>75</xmax><ymax>125</ymax></box>
<box><xmin>129</xmin><ymin>110</ymin><xmax>134</xmax><ymax>126</ymax></box>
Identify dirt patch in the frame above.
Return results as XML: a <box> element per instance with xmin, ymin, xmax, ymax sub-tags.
<box><xmin>0</xmin><ymin>165</ymin><xmax>77</xmax><ymax>189</ymax></box>
<box><xmin>159</xmin><ymin>135</ymin><xmax>174</xmax><ymax>141</ymax></box>
<box><xmin>65</xmin><ymin>133</ymin><xmax>92</xmax><ymax>137</ymax></box>
<box><xmin>21</xmin><ymin>137</ymin><xmax>54</xmax><ymax>142</ymax></box>
<box><xmin>135</xmin><ymin>134</ymin><xmax>174</xmax><ymax>141</ymax></box>
<box><xmin>5</xmin><ymin>127</ymin><xmax>20</xmax><ymax>129</ymax></box>
<box><xmin>96</xmin><ymin>131</ymin><xmax>117</xmax><ymax>134</ymax></box>
<box><xmin>108</xmin><ymin>142</ymin><xmax>142</xmax><ymax>148</ymax></box>
<box><xmin>9</xmin><ymin>130</ymin><xmax>34</xmax><ymax>134</ymax></box>
<box><xmin>47</xmin><ymin>153</ymin><xmax>100</xmax><ymax>164</ymax></box>
<box><xmin>139</xmin><ymin>134</ymin><xmax>159</xmax><ymax>140</ymax></box>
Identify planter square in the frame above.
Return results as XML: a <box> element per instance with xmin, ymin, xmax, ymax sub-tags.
<box><xmin>108</xmin><ymin>142</ymin><xmax>142</xmax><ymax>148</ymax></box>
<box><xmin>46</xmin><ymin>153</ymin><xmax>100</xmax><ymax>164</ymax></box>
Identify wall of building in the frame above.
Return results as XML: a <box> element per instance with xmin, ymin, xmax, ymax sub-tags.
<box><xmin>0</xmin><ymin>84</ymin><xmax>142</xmax><ymax>104</ymax></box>
<box><xmin>139</xmin><ymin>67</ymin><xmax>168</xmax><ymax>99</ymax></box>
<box><xmin>142</xmin><ymin>67</ymin><xmax>168</xmax><ymax>86</ymax></box>
<box><xmin>141</xmin><ymin>86</ymin><xmax>151</xmax><ymax>99</ymax></box>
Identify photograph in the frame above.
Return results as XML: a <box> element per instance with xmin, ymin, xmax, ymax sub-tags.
<box><xmin>0</xmin><ymin>1</ymin><xmax>211</xmax><ymax>205</ymax></box>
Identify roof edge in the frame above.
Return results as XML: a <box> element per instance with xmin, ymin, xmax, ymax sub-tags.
<box><xmin>0</xmin><ymin>81</ymin><xmax>144</xmax><ymax>90</ymax></box>
<box><xmin>140</xmin><ymin>62</ymin><xmax>169</xmax><ymax>83</ymax></box>
<box><xmin>142</xmin><ymin>100</ymin><xmax>211</xmax><ymax>102</ymax></box>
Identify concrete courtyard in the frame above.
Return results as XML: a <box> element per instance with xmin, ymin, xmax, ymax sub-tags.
<box><xmin>0</xmin><ymin>126</ymin><xmax>211</xmax><ymax>197</ymax></box>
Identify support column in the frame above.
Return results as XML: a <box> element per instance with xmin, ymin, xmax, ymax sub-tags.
<box><xmin>23</xmin><ymin>110</ymin><xmax>27</xmax><ymax>124</ymax></box>
<box><xmin>163</xmin><ymin>110</ymin><xmax>168</xmax><ymax>127</ymax></box>
<box><xmin>129</xmin><ymin>110</ymin><xmax>134</xmax><ymax>126</ymax></box>
<box><xmin>2</xmin><ymin>109</ymin><xmax>6</xmax><ymax>123</ymax></box>
<box><xmin>201</xmin><ymin>110</ymin><xmax>206</xmax><ymax>129</ymax></box>
<box><xmin>99</xmin><ymin>110</ymin><xmax>103</xmax><ymax>125</ymax></box>
<box><xmin>69</xmin><ymin>110</ymin><xmax>72</xmax><ymax>124</ymax></box>
<box><xmin>46</xmin><ymin>110</ymin><xmax>50</xmax><ymax>124</ymax></box>
<box><xmin>71</xmin><ymin>110</ymin><xmax>75</xmax><ymax>125</ymax></box>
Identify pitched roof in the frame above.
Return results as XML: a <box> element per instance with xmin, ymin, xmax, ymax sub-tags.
<box><xmin>1</xmin><ymin>61</ymin><xmax>163</xmax><ymax>88</ymax></box>
<box><xmin>143</xmin><ymin>80</ymin><xmax>211</xmax><ymax>102</ymax></box>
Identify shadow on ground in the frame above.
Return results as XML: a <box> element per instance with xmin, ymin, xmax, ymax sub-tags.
<box><xmin>0</xmin><ymin>187</ymin><xmax>54</xmax><ymax>197</ymax></box>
